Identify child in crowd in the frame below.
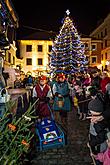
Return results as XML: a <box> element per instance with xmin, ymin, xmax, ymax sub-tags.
<box><xmin>75</xmin><ymin>85</ymin><xmax>88</xmax><ymax>120</ymax></box>
<box><xmin>92</xmin><ymin>132</ymin><xmax>110</xmax><ymax>165</ymax></box>
<box><xmin>87</xmin><ymin>89</ymin><xmax>108</xmax><ymax>165</ymax></box>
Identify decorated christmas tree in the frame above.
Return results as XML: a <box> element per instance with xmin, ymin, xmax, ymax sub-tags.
<box><xmin>49</xmin><ymin>10</ymin><xmax>88</xmax><ymax>75</ymax></box>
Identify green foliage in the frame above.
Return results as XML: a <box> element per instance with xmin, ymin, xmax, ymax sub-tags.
<box><xmin>0</xmin><ymin>99</ymin><xmax>38</xmax><ymax>165</ymax></box>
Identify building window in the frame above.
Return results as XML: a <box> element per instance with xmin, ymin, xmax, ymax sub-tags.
<box><xmin>91</xmin><ymin>57</ymin><xmax>96</xmax><ymax>63</ymax></box>
<box><xmin>26</xmin><ymin>45</ymin><xmax>32</xmax><ymax>52</ymax></box>
<box><xmin>92</xmin><ymin>44</ymin><xmax>97</xmax><ymax>51</ymax></box>
<box><xmin>85</xmin><ymin>43</ymin><xmax>88</xmax><ymax>48</ymax></box>
<box><xmin>48</xmin><ymin>45</ymin><xmax>52</xmax><ymax>52</ymax></box>
<box><xmin>101</xmin><ymin>54</ymin><xmax>103</xmax><ymax>60</ymax></box>
<box><xmin>105</xmin><ymin>53</ymin><xmax>107</xmax><ymax>59</ymax></box>
<box><xmin>101</xmin><ymin>43</ymin><xmax>103</xmax><ymax>49</ymax></box>
<box><xmin>86</xmin><ymin>56</ymin><xmax>90</xmax><ymax>63</ymax></box>
<box><xmin>38</xmin><ymin>58</ymin><xmax>43</xmax><ymax>65</ymax></box>
<box><xmin>98</xmin><ymin>34</ymin><xmax>99</xmax><ymax>39</ymax></box>
<box><xmin>8</xmin><ymin>52</ymin><xmax>11</xmax><ymax>63</ymax></box>
<box><xmin>13</xmin><ymin>56</ymin><xmax>15</xmax><ymax>65</ymax></box>
<box><xmin>105</xmin><ymin>28</ymin><xmax>107</xmax><ymax>36</ymax></box>
<box><xmin>26</xmin><ymin>58</ymin><xmax>32</xmax><ymax>65</ymax></box>
<box><xmin>101</xmin><ymin>32</ymin><xmax>103</xmax><ymax>38</ymax></box>
<box><xmin>105</xmin><ymin>40</ymin><xmax>107</xmax><ymax>47</ymax></box>
<box><xmin>37</xmin><ymin>45</ymin><xmax>43</xmax><ymax>52</ymax></box>
<box><xmin>105</xmin><ymin>65</ymin><xmax>107</xmax><ymax>70</ymax></box>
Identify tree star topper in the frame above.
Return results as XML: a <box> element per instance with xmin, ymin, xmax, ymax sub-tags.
<box><xmin>66</xmin><ymin>9</ymin><xmax>70</xmax><ymax>15</ymax></box>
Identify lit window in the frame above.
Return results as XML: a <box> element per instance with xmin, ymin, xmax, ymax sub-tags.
<box><xmin>26</xmin><ymin>58</ymin><xmax>32</xmax><ymax>65</ymax></box>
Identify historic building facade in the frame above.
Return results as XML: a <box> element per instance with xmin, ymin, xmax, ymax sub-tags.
<box><xmin>0</xmin><ymin>0</ymin><xmax>19</xmax><ymax>87</ymax></box>
<box><xmin>90</xmin><ymin>13</ymin><xmax>110</xmax><ymax>71</ymax></box>
<box><xmin>17</xmin><ymin>33</ymin><xmax>102</xmax><ymax>76</ymax></box>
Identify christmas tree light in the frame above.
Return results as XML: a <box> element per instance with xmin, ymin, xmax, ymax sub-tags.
<box><xmin>49</xmin><ymin>10</ymin><xmax>88</xmax><ymax>75</ymax></box>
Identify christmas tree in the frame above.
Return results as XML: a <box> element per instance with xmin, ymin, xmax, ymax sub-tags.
<box><xmin>49</xmin><ymin>10</ymin><xmax>88</xmax><ymax>75</ymax></box>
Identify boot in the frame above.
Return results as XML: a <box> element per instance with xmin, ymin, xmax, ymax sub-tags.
<box><xmin>82</xmin><ymin>113</ymin><xmax>86</xmax><ymax>121</ymax></box>
<box><xmin>79</xmin><ymin>113</ymin><xmax>83</xmax><ymax>120</ymax></box>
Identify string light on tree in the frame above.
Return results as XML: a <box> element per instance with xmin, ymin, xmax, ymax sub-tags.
<box><xmin>49</xmin><ymin>10</ymin><xmax>88</xmax><ymax>75</ymax></box>
<box><xmin>66</xmin><ymin>9</ymin><xmax>70</xmax><ymax>15</ymax></box>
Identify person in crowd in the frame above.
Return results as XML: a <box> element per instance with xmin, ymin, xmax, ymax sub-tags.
<box><xmin>33</xmin><ymin>75</ymin><xmax>53</xmax><ymax>119</ymax></box>
<box><xmin>68</xmin><ymin>76</ymin><xmax>76</xmax><ymax>104</ymax></box>
<box><xmin>75</xmin><ymin>84</ymin><xmax>90</xmax><ymax>120</ymax></box>
<box><xmin>0</xmin><ymin>74</ymin><xmax>6</xmax><ymax>89</ymax></box>
<box><xmin>82</xmin><ymin>73</ymin><xmax>91</xmax><ymax>87</ymax></box>
<box><xmin>87</xmin><ymin>93</ymin><xmax>108</xmax><ymax>165</ymax></box>
<box><xmin>91</xmin><ymin>132</ymin><xmax>110</xmax><ymax>165</ymax></box>
<box><xmin>87</xmin><ymin>84</ymin><xmax>110</xmax><ymax>129</ymax></box>
<box><xmin>27</xmin><ymin>75</ymin><xmax>33</xmax><ymax>85</ymax></box>
<box><xmin>91</xmin><ymin>70</ymin><xmax>102</xmax><ymax>90</ymax></box>
<box><xmin>14</xmin><ymin>77</ymin><xmax>21</xmax><ymax>88</ymax></box>
<box><xmin>22</xmin><ymin>75</ymin><xmax>28</xmax><ymax>88</ymax></box>
<box><xmin>52</xmin><ymin>73</ymin><xmax>71</xmax><ymax>127</ymax></box>
<box><xmin>100</xmin><ymin>71</ymin><xmax>110</xmax><ymax>94</ymax></box>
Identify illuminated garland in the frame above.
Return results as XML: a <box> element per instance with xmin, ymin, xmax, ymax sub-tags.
<box><xmin>49</xmin><ymin>10</ymin><xmax>88</xmax><ymax>74</ymax></box>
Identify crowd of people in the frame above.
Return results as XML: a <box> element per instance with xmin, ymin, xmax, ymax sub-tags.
<box><xmin>14</xmin><ymin>69</ymin><xmax>110</xmax><ymax>164</ymax></box>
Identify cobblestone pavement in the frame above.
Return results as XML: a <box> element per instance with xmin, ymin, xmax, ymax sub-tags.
<box><xmin>30</xmin><ymin>110</ymin><xmax>92</xmax><ymax>165</ymax></box>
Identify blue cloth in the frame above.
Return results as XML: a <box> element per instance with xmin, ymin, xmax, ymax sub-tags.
<box><xmin>53</xmin><ymin>81</ymin><xmax>71</xmax><ymax>111</ymax></box>
<box><xmin>27</xmin><ymin>77</ymin><xmax>33</xmax><ymax>84</ymax></box>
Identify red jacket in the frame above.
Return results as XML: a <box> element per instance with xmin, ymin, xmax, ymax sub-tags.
<box><xmin>100</xmin><ymin>77</ymin><xmax>110</xmax><ymax>93</ymax></box>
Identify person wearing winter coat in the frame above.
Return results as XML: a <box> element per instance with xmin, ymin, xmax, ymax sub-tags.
<box><xmin>33</xmin><ymin>75</ymin><xmax>52</xmax><ymax>119</ymax></box>
<box><xmin>92</xmin><ymin>132</ymin><xmax>110</xmax><ymax>165</ymax></box>
<box><xmin>52</xmin><ymin>73</ymin><xmax>71</xmax><ymax>127</ymax></box>
<box><xmin>87</xmin><ymin>88</ymin><xmax>109</xmax><ymax>164</ymax></box>
<box><xmin>91</xmin><ymin>71</ymin><xmax>102</xmax><ymax>90</ymax></box>
<box><xmin>87</xmin><ymin>85</ymin><xmax>110</xmax><ymax>127</ymax></box>
<box><xmin>100</xmin><ymin>71</ymin><xmax>110</xmax><ymax>94</ymax></box>
<box><xmin>82</xmin><ymin>73</ymin><xmax>91</xmax><ymax>87</ymax></box>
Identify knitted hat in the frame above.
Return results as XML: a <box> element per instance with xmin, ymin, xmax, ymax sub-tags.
<box><xmin>88</xmin><ymin>97</ymin><xmax>103</xmax><ymax>113</ymax></box>
<box><xmin>88</xmin><ymin>86</ymin><xmax>98</xmax><ymax>96</ymax></box>
<box><xmin>57</xmin><ymin>73</ymin><xmax>65</xmax><ymax>79</ymax></box>
<box><xmin>39</xmin><ymin>75</ymin><xmax>47</xmax><ymax>81</ymax></box>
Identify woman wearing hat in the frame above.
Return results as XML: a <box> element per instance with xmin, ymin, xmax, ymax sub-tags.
<box><xmin>33</xmin><ymin>75</ymin><xmax>52</xmax><ymax>119</ymax></box>
<box><xmin>52</xmin><ymin>73</ymin><xmax>71</xmax><ymax>128</ymax></box>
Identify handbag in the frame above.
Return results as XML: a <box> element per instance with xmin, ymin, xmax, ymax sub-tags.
<box><xmin>0</xmin><ymin>88</ymin><xmax>10</xmax><ymax>103</ymax></box>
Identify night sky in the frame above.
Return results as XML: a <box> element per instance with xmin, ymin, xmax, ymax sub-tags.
<box><xmin>11</xmin><ymin>0</ymin><xmax>110</xmax><ymax>38</ymax></box>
